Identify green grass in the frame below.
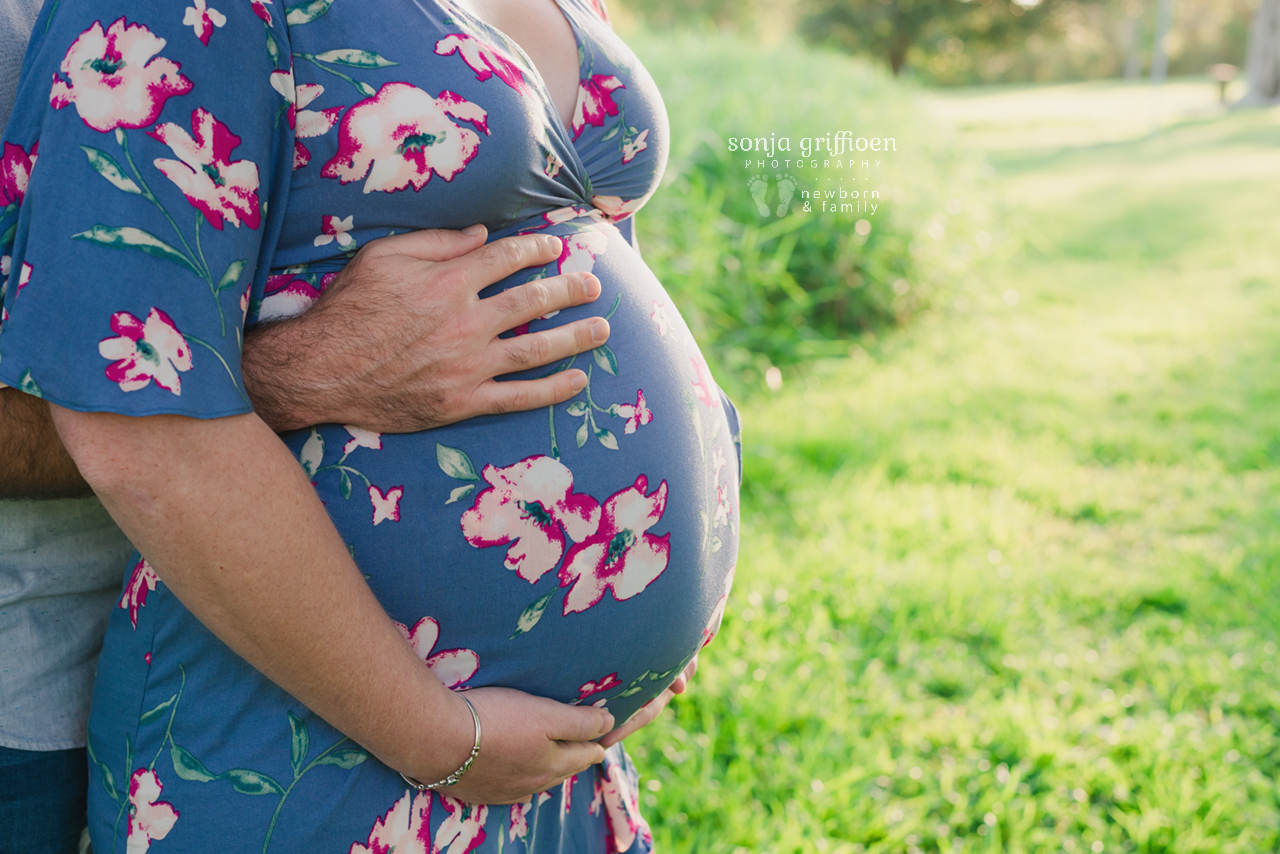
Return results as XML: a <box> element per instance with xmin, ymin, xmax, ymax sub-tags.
<box><xmin>627</xmin><ymin>78</ymin><xmax>1280</xmax><ymax>853</ymax></box>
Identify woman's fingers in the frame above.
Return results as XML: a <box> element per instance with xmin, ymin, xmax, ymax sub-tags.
<box><xmin>598</xmin><ymin>690</ymin><xmax>675</xmax><ymax>749</ymax></box>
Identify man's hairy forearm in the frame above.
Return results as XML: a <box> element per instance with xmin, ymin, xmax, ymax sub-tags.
<box><xmin>0</xmin><ymin>387</ymin><xmax>91</xmax><ymax>499</ymax></box>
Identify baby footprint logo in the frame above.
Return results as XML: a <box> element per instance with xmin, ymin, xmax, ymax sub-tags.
<box><xmin>747</xmin><ymin>174</ymin><xmax>771</xmax><ymax>217</ymax></box>
<box><xmin>775</xmin><ymin>173</ymin><xmax>798</xmax><ymax>216</ymax></box>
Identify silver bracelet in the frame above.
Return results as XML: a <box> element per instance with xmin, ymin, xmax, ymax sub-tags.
<box><xmin>401</xmin><ymin>694</ymin><xmax>482</xmax><ymax>791</ymax></box>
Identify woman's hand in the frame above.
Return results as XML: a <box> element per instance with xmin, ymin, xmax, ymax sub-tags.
<box><xmin>430</xmin><ymin>687</ymin><xmax>614</xmax><ymax>805</ymax></box>
<box><xmin>597</xmin><ymin>653</ymin><xmax>698</xmax><ymax>749</ymax></box>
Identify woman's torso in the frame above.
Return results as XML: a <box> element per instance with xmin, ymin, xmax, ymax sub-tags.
<box><xmin>78</xmin><ymin>0</ymin><xmax>740</xmax><ymax>851</ymax></box>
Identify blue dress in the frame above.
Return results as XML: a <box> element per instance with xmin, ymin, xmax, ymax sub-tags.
<box><xmin>0</xmin><ymin>0</ymin><xmax>740</xmax><ymax>851</ymax></box>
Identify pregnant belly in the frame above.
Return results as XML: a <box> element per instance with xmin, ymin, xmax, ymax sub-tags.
<box><xmin>280</xmin><ymin>214</ymin><xmax>741</xmax><ymax>725</ymax></box>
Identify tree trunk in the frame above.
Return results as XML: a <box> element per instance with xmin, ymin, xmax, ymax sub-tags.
<box><xmin>1240</xmin><ymin>0</ymin><xmax>1280</xmax><ymax>106</ymax></box>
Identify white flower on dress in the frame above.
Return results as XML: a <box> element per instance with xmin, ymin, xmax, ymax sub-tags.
<box><xmin>460</xmin><ymin>455</ymin><xmax>601</xmax><ymax>584</ymax></box>
<box><xmin>148</xmin><ymin>108</ymin><xmax>261</xmax><ymax>230</ymax></box>
<box><xmin>314</xmin><ymin>215</ymin><xmax>355</xmax><ymax>249</ymax></box>
<box><xmin>49</xmin><ymin>19</ymin><xmax>193</xmax><ymax>133</ymax></box>
<box><xmin>347</xmin><ymin>789</ymin><xmax>432</xmax><ymax>854</ymax></box>
<box><xmin>322</xmin><ymin>82</ymin><xmax>489</xmax><ymax>194</ymax></box>
<box><xmin>270</xmin><ymin>67</ymin><xmax>343</xmax><ymax>169</ymax></box>
<box><xmin>612</xmin><ymin>389</ymin><xmax>652</xmax><ymax>435</ymax></box>
<box><xmin>591</xmin><ymin>194</ymin><xmax>644</xmax><ymax>222</ymax></box>
<box><xmin>368</xmin><ymin>485</ymin><xmax>403</xmax><ymax>526</ymax></box>
<box><xmin>600</xmin><ymin>761</ymin><xmax>651</xmax><ymax>853</ymax></box>
<box><xmin>343</xmin><ymin>424</ymin><xmax>381</xmax><ymax>455</ymax></box>
<box><xmin>508</xmin><ymin>802</ymin><xmax>531</xmax><ymax>843</ymax></box>
<box><xmin>98</xmin><ymin>308</ymin><xmax>193</xmax><ymax>395</ymax></box>
<box><xmin>183</xmin><ymin>0</ymin><xmax>226</xmax><ymax>46</ymax></box>
<box><xmin>649</xmin><ymin>301</ymin><xmax>669</xmax><ymax>336</ymax></box>
<box><xmin>119</xmin><ymin>557</ymin><xmax>161</xmax><ymax>630</ymax></box>
<box><xmin>126</xmin><ymin>769</ymin><xmax>179</xmax><ymax>854</ymax></box>
<box><xmin>394</xmin><ymin>616</ymin><xmax>478</xmax><ymax>689</ymax></box>
<box><xmin>621</xmin><ymin>128</ymin><xmax>649</xmax><ymax>164</ymax></box>
<box><xmin>434</xmin><ymin>794</ymin><xmax>488</xmax><ymax>854</ymax></box>
<box><xmin>558</xmin><ymin>475</ymin><xmax>670</xmax><ymax>615</ymax></box>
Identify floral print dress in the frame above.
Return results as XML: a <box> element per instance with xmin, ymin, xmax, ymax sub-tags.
<box><xmin>0</xmin><ymin>0</ymin><xmax>740</xmax><ymax>851</ymax></box>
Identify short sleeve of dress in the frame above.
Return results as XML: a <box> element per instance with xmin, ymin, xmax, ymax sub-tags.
<box><xmin>0</xmin><ymin>0</ymin><xmax>293</xmax><ymax>418</ymax></box>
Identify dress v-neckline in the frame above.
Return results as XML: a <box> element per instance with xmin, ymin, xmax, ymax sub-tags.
<box><xmin>442</xmin><ymin>0</ymin><xmax>584</xmax><ymax>140</ymax></box>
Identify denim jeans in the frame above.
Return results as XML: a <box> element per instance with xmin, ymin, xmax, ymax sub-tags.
<box><xmin>0</xmin><ymin>745</ymin><xmax>88</xmax><ymax>854</ymax></box>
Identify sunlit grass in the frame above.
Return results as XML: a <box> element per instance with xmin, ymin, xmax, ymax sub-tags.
<box><xmin>629</xmin><ymin>78</ymin><xmax>1280</xmax><ymax>853</ymax></box>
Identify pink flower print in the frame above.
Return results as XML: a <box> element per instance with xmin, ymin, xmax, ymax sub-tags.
<box><xmin>589</xmin><ymin>0</ymin><xmax>612</xmax><ymax>25</ymax></box>
<box><xmin>149</xmin><ymin>108</ymin><xmax>261</xmax><ymax>230</ymax></box>
<box><xmin>557</xmin><ymin>229</ymin><xmax>609</xmax><ymax>276</ymax></box>
<box><xmin>13</xmin><ymin>262</ymin><xmax>31</xmax><ymax>298</ymax></box>
<box><xmin>322</xmin><ymin>83</ymin><xmax>490</xmax><ymax>194</ymax></box>
<box><xmin>578</xmin><ymin>672</ymin><xmax>621</xmax><ymax>701</ymax></box>
<box><xmin>183</xmin><ymin>0</ymin><xmax>226</xmax><ymax>46</ymax></box>
<box><xmin>461</xmin><ymin>455</ymin><xmax>601</xmax><ymax>584</ymax></box>
<box><xmin>369</xmin><ymin>485</ymin><xmax>403</xmax><ymax>526</ymax></box>
<box><xmin>649</xmin><ymin>301</ymin><xmax>669</xmax><ymax>336</ymax></box>
<box><xmin>98</xmin><ymin>307</ymin><xmax>193</xmax><ymax>395</ymax></box>
<box><xmin>126</xmin><ymin>769</ymin><xmax>179</xmax><ymax>854</ymax></box>
<box><xmin>690</xmin><ymin>355</ymin><xmax>719</xmax><ymax>409</ymax></box>
<box><xmin>259</xmin><ymin>274</ymin><xmax>321</xmax><ymax>322</ymax></box>
<box><xmin>714</xmin><ymin>482</ymin><xmax>732</xmax><ymax>527</ymax></box>
<box><xmin>434</xmin><ymin>33</ymin><xmax>530</xmax><ymax>94</ymax></box>
<box><xmin>343</xmin><ymin>424</ymin><xmax>381</xmax><ymax>455</ymax></box>
<box><xmin>621</xmin><ymin>128</ymin><xmax>649</xmax><ymax>164</ymax></box>
<box><xmin>544</xmin><ymin>151</ymin><xmax>562</xmax><ymax>178</ymax></box>
<box><xmin>434</xmin><ymin>795</ymin><xmax>488</xmax><ymax>854</ymax></box>
<box><xmin>591</xmin><ymin>194</ymin><xmax>643</xmax><ymax>223</ymax></box>
<box><xmin>0</xmin><ymin>141</ymin><xmax>37</xmax><ymax>206</ymax></box>
<box><xmin>571</xmin><ymin>74</ymin><xmax>624</xmax><ymax>140</ymax></box>
<box><xmin>119</xmin><ymin>557</ymin><xmax>160</xmax><ymax>629</ymax></box>
<box><xmin>600</xmin><ymin>762</ymin><xmax>650</xmax><ymax>854</ymax></box>
<box><xmin>712</xmin><ymin>446</ymin><xmax>726</xmax><ymax>478</ymax></box>
<box><xmin>395</xmin><ymin>616</ymin><xmax>478</xmax><ymax>688</ymax></box>
<box><xmin>559</xmin><ymin>475</ymin><xmax>670</xmax><ymax>615</ymax></box>
<box><xmin>315</xmin><ymin>215</ymin><xmax>355</xmax><ymax>249</ymax></box>
<box><xmin>537</xmin><ymin>790</ymin><xmax>552</xmax><ymax>807</ymax></box>
<box><xmin>270</xmin><ymin>68</ymin><xmax>342</xmax><ymax>170</ymax></box>
<box><xmin>562</xmin><ymin>773</ymin><xmax>577</xmax><ymax>817</ymax></box>
<box><xmin>589</xmin><ymin>776</ymin><xmax>603</xmax><ymax>815</ymax></box>
<box><xmin>348</xmin><ymin>789</ymin><xmax>432</xmax><ymax>854</ymax></box>
<box><xmin>508</xmin><ymin>803</ymin><xmax>531</xmax><ymax>843</ymax></box>
<box><xmin>49</xmin><ymin>18</ymin><xmax>193</xmax><ymax>134</ymax></box>
<box><xmin>250</xmin><ymin>0</ymin><xmax>272</xmax><ymax>25</ymax></box>
<box><xmin>239</xmin><ymin>284</ymin><xmax>251</xmax><ymax>322</ymax></box>
<box><xmin>702</xmin><ymin>564</ymin><xmax>735</xmax><ymax>648</ymax></box>
<box><xmin>613</xmin><ymin>389</ymin><xmax>652</xmax><ymax>435</ymax></box>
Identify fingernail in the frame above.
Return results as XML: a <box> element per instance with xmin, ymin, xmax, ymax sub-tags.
<box><xmin>590</xmin><ymin>319</ymin><xmax>609</xmax><ymax>343</ymax></box>
<box><xmin>570</xmin><ymin>372</ymin><xmax>587</xmax><ymax>393</ymax></box>
<box><xmin>545</xmin><ymin>236</ymin><xmax>563</xmax><ymax>253</ymax></box>
<box><xmin>462</xmin><ymin>223</ymin><xmax>485</xmax><ymax>236</ymax></box>
<box><xmin>580</xmin><ymin>273</ymin><xmax>600</xmax><ymax>296</ymax></box>
<box><xmin>600</xmin><ymin>712</ymin><xmax>615</xmax><ymax>734</ymax></box>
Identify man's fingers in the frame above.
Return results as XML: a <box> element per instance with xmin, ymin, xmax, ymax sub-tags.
<box><xmin>355</xmin><ymin>224</ymin><xmax>489</xmax><ymax>262</ymax></box>
<box><xmin>471</xmin><ymin>368</ymin><xmax>589</xmax><ymax>417</ymax></box>
<box><xmin>498</xmin><ymin>317</ymin><xmax>610</xmax><ymax>377</ymax></box>
<box><xmin>437</xmin><ymin>233</ymin><xmax>564</xmax><ymax>295</ymax></box>
<box><xmin>485</xmin><ymin>271</ymin><xmax>601</xmax><ymax>331</ymax></box>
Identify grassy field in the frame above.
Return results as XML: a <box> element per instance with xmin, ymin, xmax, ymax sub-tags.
<box><xmin>627</xmin><ymin>80</ymin><xmax>1280</xmax><ymax>853</ymax></box>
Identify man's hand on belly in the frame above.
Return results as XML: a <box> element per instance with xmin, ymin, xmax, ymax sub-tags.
<box><xmin>242</xmin><ymin>225</ymin><xmax>611</xmax><ymax>433</ymax></box>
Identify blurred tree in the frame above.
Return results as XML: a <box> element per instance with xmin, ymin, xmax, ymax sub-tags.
<box><xmin>796</xmin><ymin>0</ymin><xmax>1057</xmax><ymax>75</ymax></box>
<box><xmin>1240</xmin><ymin>0</ymin><xmax>1280</xmax><ymax>104</ymax></box>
